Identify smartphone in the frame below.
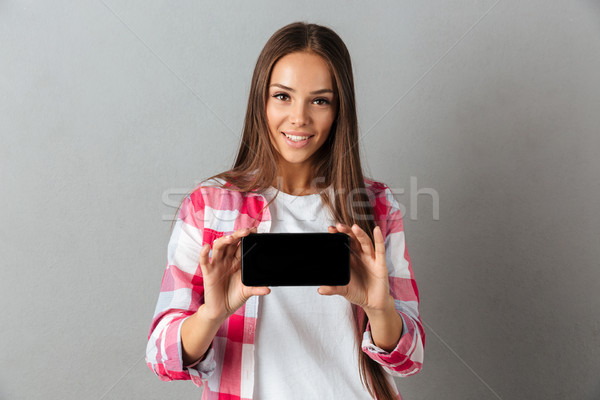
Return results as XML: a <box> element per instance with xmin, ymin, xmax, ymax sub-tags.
<box><xmin>241</xmin><ymin>232</ymin><xmax>350</xmax><ymax>286</ymax></box>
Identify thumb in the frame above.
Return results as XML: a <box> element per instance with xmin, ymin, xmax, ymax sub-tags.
<box><xmin>245</xmin><ymin>286</ymin><xmax>271</xmax><ymax>297</ymax></box>
<box><xmin>318</xmin><ymin>285</ymin><xmax>345</xmax><ymax>296</ymax></box>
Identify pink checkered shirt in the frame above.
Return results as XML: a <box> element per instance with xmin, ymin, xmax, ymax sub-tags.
<box><xmin>146</xmin><ymin>178</ymin><xmax>424</xmax><ymax>399</ymax></box>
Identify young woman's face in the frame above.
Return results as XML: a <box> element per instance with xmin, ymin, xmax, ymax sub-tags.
<box><xmin>266</xmin><ymin>51</ymin><xmax>337</xmax><ymax>168</ymax></box>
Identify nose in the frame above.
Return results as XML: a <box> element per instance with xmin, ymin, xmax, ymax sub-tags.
<box><xmin>289</xmin><ymin>101</ymin><xmax>309</xmax><ymax>126</ymax></box>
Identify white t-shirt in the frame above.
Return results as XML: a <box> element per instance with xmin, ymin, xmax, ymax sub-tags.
<box><xmin>253</xmin><ymin>187</ymin><xmax>374</xmax><ymax>399</ymax></box>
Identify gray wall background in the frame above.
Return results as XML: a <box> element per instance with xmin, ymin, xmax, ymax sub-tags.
<box><xmin>1</xmin><ymin>1</ymin><xmax>599</xmax><ymax>399</ymax></box>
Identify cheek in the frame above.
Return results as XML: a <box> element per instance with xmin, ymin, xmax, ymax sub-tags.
<box><xmin>265</xmin><ymin>104</ymin><xmax>281</xmax><ymax>132</ymax></box>
<box><xmin>319</xmin><ymin>111</ymin><xmax>336</xmax><ymax>133</ymax></box>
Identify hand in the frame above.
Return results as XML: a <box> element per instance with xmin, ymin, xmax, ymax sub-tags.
<box><xmin>318</xmin><ymin>223</ymin><xmax>393</xmax><ymax>313</ymax></box>
<box><xmin>198</xmin><ymin>226</ymin><xmax>270</xmax><ymax>322</ymax></box>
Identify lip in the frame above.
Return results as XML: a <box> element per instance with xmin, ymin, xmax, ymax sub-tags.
<box><xmin>281</xmin><ymin>132</ymin><xmax>314</xmax><ymax>149</ymax></box>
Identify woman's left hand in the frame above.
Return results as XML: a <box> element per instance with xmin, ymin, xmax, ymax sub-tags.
<box><xmin>319</xmin><ymin>223</ymin><xmax>393</xmax><ymax>313</ymax></box>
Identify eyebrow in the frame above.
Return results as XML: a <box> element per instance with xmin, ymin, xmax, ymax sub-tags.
<box><xmin>269</xmin><ymin>83</ymin><xmax>334</xmax><ymax>95</ymax></box>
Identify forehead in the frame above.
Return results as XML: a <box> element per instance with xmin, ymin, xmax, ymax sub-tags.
<box><xmin>269</xmin><ymin>52</ymin><xmax>333</xmax><ymax>90</ymax></box>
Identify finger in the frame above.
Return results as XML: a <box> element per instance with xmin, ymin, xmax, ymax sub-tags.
<box><xmin>336</xmin><ymin>223</ymin><xmax>360</xmax><ymax>241</ymax></box>
<box><xmin>211</xmin><ymin>234</ymin><xmax>234</xmax><ymax>262</ymax></box>
<box><xmin>232</xmin><ymin>226</ymin><xmax>258</xmax><ymax>240</ymax></box>
<box><xmin>373</xmin><ymin>225</ymin><xmax>386</xmax><ymax>259</ymax></box>
<box><xmin>328</xmin><ymin>225</ymin><xmax>338</xmax><ymax>233</ymax></box>
<box><xmin>336</xmin><ymin>223</ymin><xmax>358</xmax><ymax>244</ymax></box>
<box><xmin>230</xmin><ymin>226</ymin><xmax>259</xmax><ymax>270</ymax></box>
<box><xmin>223</xmin><ymin>227</ymin><xmax>253</xmax><ymax>259</ymax></box>
<box><xmin>317</xmin><ymin>285</ymin><xmax>347</xmax><ymax>296</ymax></box>
<box><xmin>336</xmin><ymin>223</ymin><xmax>363</xmax><ymax>258</ymax></box>
<box><xmin>199</xmin><ymin>243</ymin><xmax>211</xmax><ymax>269</ymax></box>
<box><xmin>351</xmin><ymin>224</ymin><xmax>375</xmax><ymax>259</ymax></box>
<box><xmin>232</xmin><ymin>241</ymin><xmax>242</xmax><ymax>270</ymax></box>
<box><xmin>216</xmin><ymin>226</ymin><xmax>257</xmax><ymax>261</ymax></box>
<box><xmin>243</xmin><ymin>285</ymin><xmax>271</xmax><ymax>297</ymax></box>
<box><xmin>335</xmin><ymin>222</ymin><xmax>352</xmax><ymax>235</ymax></box>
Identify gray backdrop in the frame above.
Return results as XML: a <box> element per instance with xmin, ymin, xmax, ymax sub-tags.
<box><xmin>2</xmin><ymin>1</ymin><xmax>599</xmax><ymax>399</ymax></box>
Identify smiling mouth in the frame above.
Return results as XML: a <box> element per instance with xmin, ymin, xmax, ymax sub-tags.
<box><xmin>282</xmin><ymin>132</ymin><xmax>314</xmax><ymax>142</ymax></box>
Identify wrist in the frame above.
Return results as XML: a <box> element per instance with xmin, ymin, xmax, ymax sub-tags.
<box><xmin>181</xmin><ymin>306</ymin><xmax>225</xmax><ymax>367</ymax></box>
<box><xmin>194</xmin><ymin>304</ymin><xmax>228</xmax><ymax>327</ymax></box>
<box><xmin>363</xmin><ymin>294</ymin><xmax>396</xmax><ymax>320</ymax></box>
<box><xmin>363</xmin><ymin>295</ymin><xmax>403</xmax><ymax>352</ymax></box>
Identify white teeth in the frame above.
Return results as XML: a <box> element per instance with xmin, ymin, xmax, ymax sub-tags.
<box><xmin>283</xmin><ymin>133</ymin><xmax>311</xmax><ymax>142</ymax></box>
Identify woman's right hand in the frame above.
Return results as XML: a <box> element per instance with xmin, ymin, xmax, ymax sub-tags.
<box><xmin>198</xmin><ymin>226</ymin><xmax>270</xmax><ymax>322</ymax></box>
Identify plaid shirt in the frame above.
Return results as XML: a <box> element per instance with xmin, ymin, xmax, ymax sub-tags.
<box><xmin>146</xmin><ymin>178</ymin><xmax>424</xmax><ymax>399</ymax></box>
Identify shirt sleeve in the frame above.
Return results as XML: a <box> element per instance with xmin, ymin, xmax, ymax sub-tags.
<box><xmin>145</xmin><ymin>192</ymin><xmax>215</xmax><ymax>387</ymax></box>
<box><xmin>360</xmin><ymin>185</ymin><xmax>425</xmax><ymax>377</ymax></box>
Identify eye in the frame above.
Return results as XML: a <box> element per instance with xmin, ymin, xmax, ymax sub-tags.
<box><xmin>313</xmin><ymin>98</ymin><xmax>330</xmax><ymax>106</ymax></box>
<box><xmin>272</xmin><ymin>93</ymin><xmax>290</xmax><ymax>101</ymax></box>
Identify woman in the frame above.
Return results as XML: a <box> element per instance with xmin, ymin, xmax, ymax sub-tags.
<box><xmin>146</xmin><ymin>22</ymin><xmax>424</xmax><ymax>399</ymax></box>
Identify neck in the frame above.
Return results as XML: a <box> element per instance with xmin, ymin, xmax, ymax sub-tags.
<box><xmin>273</xmin><ymin>161</ymin><xmax>319</xmax><ymax>195</ymax></box>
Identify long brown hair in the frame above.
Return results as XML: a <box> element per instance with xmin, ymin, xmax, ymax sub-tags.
<box><xmin>185</xmin><ymin>22</ymin><xmax>396</xmax><ymax>399</ymax></box>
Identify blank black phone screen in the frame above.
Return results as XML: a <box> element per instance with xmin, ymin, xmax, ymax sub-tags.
<box><xmin>241</xmin><ymin>232</ymin><xmax>350</xmax><ymax>286</ymax></box>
